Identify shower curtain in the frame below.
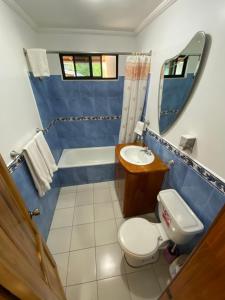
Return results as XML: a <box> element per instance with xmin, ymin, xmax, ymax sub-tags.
<box><xmin>119</xmin><ymin>55</ymin><xmax>151</xmax><ymax>144</ymax></box>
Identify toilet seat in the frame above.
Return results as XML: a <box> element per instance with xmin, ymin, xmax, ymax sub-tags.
<box><xmin>118</xmin><ymin>218</ymin><xmax>161</xmax><ymax>257</ymax></box>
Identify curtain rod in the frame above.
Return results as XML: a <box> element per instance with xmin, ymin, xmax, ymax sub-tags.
<box><xmin>23</xmin><ymin>49</ymin><xmax>152</xmax><ymax>56</ymax></box>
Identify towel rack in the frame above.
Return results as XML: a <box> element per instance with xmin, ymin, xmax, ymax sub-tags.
<box><xmin>10</xmin><ymin>128</ymin><xmax>45</xmax><ymax>160</ymax></box>
<box><xmin>23</xmin><ymin>48</ymin><xmax>152</xmax><ymax>56</ymax></box>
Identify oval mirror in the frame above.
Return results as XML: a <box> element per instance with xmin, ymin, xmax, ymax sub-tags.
<box><xmin>158</xmin><ymin>31</ymin><xmax>206</xmax><ymax>134</ymax></box>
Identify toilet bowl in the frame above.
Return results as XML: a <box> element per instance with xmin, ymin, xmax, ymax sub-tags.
<box><xmin>118</xmin><ymin>217</ymin><xmax>169</xmax><ymax>267</ymax></box>
<box><xmin>118</xmin><ymin>189</ymin><xmax>204</xmax><ymax>267</ymax></box>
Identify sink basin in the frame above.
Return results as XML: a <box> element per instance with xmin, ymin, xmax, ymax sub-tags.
<box><xmin>120</xmin><ymin>145</ymin><xmax>155</xmax><ymax>165</ymax></box>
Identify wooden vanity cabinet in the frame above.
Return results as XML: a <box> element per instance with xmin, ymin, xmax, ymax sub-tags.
<box><xmin>115</xmin><ymin>144</ymin><xmax>168</xmax><ymax>218</ymax></box>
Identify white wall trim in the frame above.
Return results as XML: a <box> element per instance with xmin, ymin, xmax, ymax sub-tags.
<box><xmin>135</xmin><ymin>0</ymin><xmax>178</xmax><ymax>34</ymax></box>
<box><xmin>2</xmin><ymin>0</ymin><xmax>38</xmax><ymax>31</ymax></box>
<box><xmin>37</xmin><ymin>27</ymin><xmax>135</xmax><ymax>37</ymax></box>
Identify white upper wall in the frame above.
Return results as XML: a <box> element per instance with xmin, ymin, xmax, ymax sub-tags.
<box><xmin>16</xmin><ymin>0</ymin><xmax>163</xmax><ymax>32</ymax></box>
<box><xmin>0</xmin><ymin>0</ymin><xmax>41</xmax><ymax>164</ymax></box>
<box><xmin>136</xmin><ymin>0</ymin><xmax>225</xmax><ymax>180</ymax></box>
<box><xmin>37</xmin><ymin>31</ymin><xmax>137</xmax><ymax>75</ymax></box>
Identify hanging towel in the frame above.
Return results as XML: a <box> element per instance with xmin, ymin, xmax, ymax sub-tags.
<box><xmin>26</xmin><ymin>48</ymin><xmax>50</xmax><ymax>77</ymax></box>
<box><xmin>23</xmin><ymin>139</ymin><xmax>52</xmax><ymax>197</ymax></box>
<box><xmin>35</xmin><ymin>131</ymin><xmax>58</xmax><ymax>177</ymax></box>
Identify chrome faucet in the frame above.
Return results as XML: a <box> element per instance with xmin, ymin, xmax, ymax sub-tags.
<box><xmin>141</xmin><ymin>146</ymin><xmax>152</xmax><ymax>155</ymax></box>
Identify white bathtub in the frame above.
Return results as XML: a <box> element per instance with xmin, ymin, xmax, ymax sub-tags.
<box><xmin>58</xmin><ymin>146</ymin><xmax>116</xmax><ymax>168</ymax></box>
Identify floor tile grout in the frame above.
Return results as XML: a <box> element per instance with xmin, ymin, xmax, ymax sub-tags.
<box><xmin>65</xmin><ymin>216</ymin><xmax>74</xmax><ymax>289</ymax></box>
<box><xmin>65</xmin><ymin>273</ymin><xmax>133</xmax><ymax>288</ymax></box>
<box><xmin>55</xmin><ymin>199</ymin><xmax>121</xmax><ymax>210</ymax></box>
<box><xmin>50</xmin><ymin>182</ymin><xmax>169</xmax><ymax>299</ymax></box>
<box><xmin>52</xmin><ymin>241</ymin><xmax>123</xmax><ymax>256</ymax></box>
<box><xmin>49</xmin><ymin>225</ymin><xmax>73</xmax><ymax>231</ymax></box>
<box><xmin>93</xmin><ymin>215</ymin><xmax>99</xmax><ymax>299</ymax></box>
<box><xmin>152</xmin><ymin>262</ymin><xmax>166</xmax><ymax>293</ymax></box>
<box><xmin>55</xmin><ymin>205</ymin><xmax>76</xmax><ymax>211</ymax></box>
<box><xmin>50</xmin><ymin>215</ymin><xmax>124</xmax><ymax>231</ymax></box>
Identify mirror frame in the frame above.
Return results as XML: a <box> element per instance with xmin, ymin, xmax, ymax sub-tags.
<box><xmin>158</xmin><ymin>31</ymin><xmax>207</xmax><ymax>134</ymax></box>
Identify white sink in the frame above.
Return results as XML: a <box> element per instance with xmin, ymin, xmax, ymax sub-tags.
<box><xmin>120</xmin><ymin>145</ymin><xmax>155</xmax><ymax>165</ymax></box>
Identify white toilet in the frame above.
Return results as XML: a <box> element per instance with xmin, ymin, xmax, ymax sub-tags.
<box><xmin>118</xmin><ymin>189</ymin><xmax>204</xmax><ymax>267</ymax></box>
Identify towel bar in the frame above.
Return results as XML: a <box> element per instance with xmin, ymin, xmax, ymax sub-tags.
<box><xmin>10</xmin><ymin>128</ymin><xmax>45</xmax><ymax>159</ymax></box>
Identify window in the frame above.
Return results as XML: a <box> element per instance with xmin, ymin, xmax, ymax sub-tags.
<box><xmin>59</xmin><ymin>53</ymin><xmax>118</xmax><ymax>80</ymax></box>
<box><xmin>164</xmin><ymin>55</ymin><xmax>188</xmax><ymax>78</ymax></box>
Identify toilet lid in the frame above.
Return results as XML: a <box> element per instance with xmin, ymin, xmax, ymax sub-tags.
<box><xmin>119</xmin><ymin>218</ymin><xmax>160</xmax><ymax>257</ymax></box>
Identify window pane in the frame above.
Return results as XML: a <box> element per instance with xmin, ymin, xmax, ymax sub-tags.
<box><xmin>102</xmin><ymin>55</ymin><xmax>117</xmax><ymax>78</ymax></box>
<box><xmin>92</xmin><ymin>56</ymin><xmax>101</xmax><ymax>77</ymax></box>
<box><xmin>175</xmin><ymin>61</ymin><xmax>184</xmax><ymax>75</ymax></box>
<box><xmin>63</xmin><ymin>56</ymin><xmax>75</xmax><ymax>77</ymax></box>
<box><xmin>170</xmin><ymin>61</ymin><xmax>176</xmax><ymax>75</ymax></box>
<box><xmin>164</xmin><ymin>63</ymin><xmax>170</xmax><ymax>76</ymax></box>
<box><xmin>75</xmin><ymin>56</ymin><xmax>90</xmax><ymax>77</ymax></box>
<box><xmin>175</xmin><ymin>57</ymin><xmax>185</xmax><ymax>75</ymax></box>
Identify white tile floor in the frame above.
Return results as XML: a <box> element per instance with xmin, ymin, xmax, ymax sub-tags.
<box><xmin>47</xmin><ymin>181</ymin><xmax>170</xmax><ymax>300</ymax></box>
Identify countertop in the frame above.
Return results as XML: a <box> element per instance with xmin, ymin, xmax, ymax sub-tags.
<box><xmin>115</xmin><ymin>144</ymin><xmax>169</xmax><ymax>174</ymax></box>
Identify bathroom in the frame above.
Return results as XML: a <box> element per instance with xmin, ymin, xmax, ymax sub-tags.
<box><xmin>0</xmin><ymin>0</ymin><xmax>225</xmax><ymax>299</ymax></box>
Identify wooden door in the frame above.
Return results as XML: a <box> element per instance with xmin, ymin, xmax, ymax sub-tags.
<box><xmin>159</xmin><ymin>202</ymin><xmax>225</xmax><ymax>300</ymax></box>
<box><xmin>0</xmin><ymin>155</ymin><xmax>66</xmax><ymax>300</ymax></box>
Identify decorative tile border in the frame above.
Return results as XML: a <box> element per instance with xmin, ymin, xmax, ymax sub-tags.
<box><xmin>37</xmin><ymin>115</ymin><xmax>121</xmax><ymax>134</ymax></box>
<box><xmin>146</xmin><ymin>129</ymin><xmax>225</xmax><ymax>194</ymax></box>
<box><xmin>8</xmin><ymin>115</ymin><xmax>121</xmax><ymax>173</ymax></box>
<box><xmin>44</xmin><ymin>119</ymin><xmax>57</xmax><ymax>133</ymax></box>
<box><xmin>160</xmin><ymin>109</ymin><xmax>179</xmax><ymax>116</ymax></box>
<box><xmin>55</xmin><ymin>115</ymin><xmax>121</xmax><ymax>122</ymax></box>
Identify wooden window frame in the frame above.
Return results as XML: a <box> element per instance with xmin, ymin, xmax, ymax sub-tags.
<box><xmin>59</xmin><ymin>53</ymin><xmax>118</xmax><ymax>80</ymax></box>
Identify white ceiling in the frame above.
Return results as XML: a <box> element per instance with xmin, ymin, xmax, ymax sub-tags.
<box><xmin>15</xmin><ymin>0</ymin><xmax>165</xmax><ymax>32</ymax></box>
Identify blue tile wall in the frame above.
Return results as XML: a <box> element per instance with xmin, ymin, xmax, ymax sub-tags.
<box><xmin>55</xmin><ymin>119</ymin><xmax>121</xmax><ymax>148</ymax></box>
<box><xmin>58</xmin><ymin>164</ymin><xmax>115</xmax><ymax>186</ymax></box>
<box><xmin>12</xmin><ymin>162</ymin><xmax>60</xmax><ymax>240</ymax></box>
<box><xmin>159</xmin><ymin>74</ymin><xmax>194</xmax><ymax>133</ymax></box>
<box><xmin>44</xmin><ymin>126</ymin><xmax>63</xmax><ymax>164</ymax></box>
<box><xmin>30</xmin><ymin>75</ymin><xmax>55</xmax><ymax>127</ymax></box>
<box><xmin>29</xmin><ymin>74</ymin><xmax>124</xmax><ymax>148</ymax></box>
<box><xmin>145</xmin><ymin>130</ymin><xmax>225</xmax><ymax>252</ymax></box>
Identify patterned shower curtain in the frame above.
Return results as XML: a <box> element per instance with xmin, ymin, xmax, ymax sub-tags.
<box><xmin>119</xmin><ymin>55</ymin><xmax>151</xmax><ymax>144</ymax></box>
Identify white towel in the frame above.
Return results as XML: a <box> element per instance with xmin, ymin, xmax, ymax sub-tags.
<box><xmin>134</xmin><ymin>121</ymin><xmax>144</xmax><ymax>135</ymax></box>
<box><xmin>23</xmin><ymin>139</ymin><xmax>52</xmax><ymax>197</ymax></box>
<box><xmin>27</xmin><ymin>48</ymin><xmax>50</xmax><ymax>77</ymax></box>
<box><xmin>35</xmin><ymin>131</ymin><xmax>58</xmax><ymax>177</ymax></box>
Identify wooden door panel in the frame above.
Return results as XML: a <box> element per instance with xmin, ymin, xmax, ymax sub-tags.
<box><xmin>0</xmin><ymin>286</ymin><xmax>19</xmax><ymax>300</ymax></box>
<box><xmin>0</xmin><ymin>155</ymin><xmax>66</xmax><ymax>300</ymax></box>
<box><xmin>0</xmin><ymin>229</ymin><xmax>52</xmax><ymax>300</ymax></box>
<box><xmin>0</xmin><ymin>177</ymin><xmax>45</xmax><ymax>279</ymax></box>
<box><xmin>159</xmin><ymin>292</ymin><xmax>170</xmax><ymax>300</ymax></box>
<box><xmin>42</xmin><ymin>245</ymin><xmax>66</xmax><ymax>298</ymax></box>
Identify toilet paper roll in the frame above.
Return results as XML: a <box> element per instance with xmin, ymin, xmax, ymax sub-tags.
<box><xmin>134</xmin><ymin>121</ymin><xmax>144</xmax><ymax>135</ymax></box>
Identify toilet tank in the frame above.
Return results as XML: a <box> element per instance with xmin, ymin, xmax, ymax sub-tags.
<box><xmin>158</xmin><ymin>189</ymin><xmax>204</xmax><ymax>245</ymax></box>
